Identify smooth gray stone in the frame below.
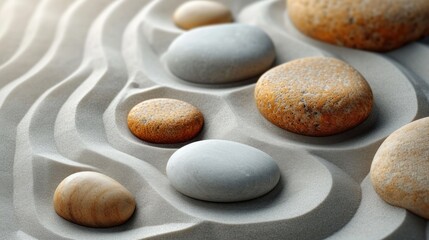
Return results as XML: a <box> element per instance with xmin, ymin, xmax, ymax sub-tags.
<box><xmin>165</xmin><ymin>24</ymin><xmax>276</xmax><ymax>84</ymax></box>
<box><xmin>166</xmin><ymin>140</ymin><xmax>280</xmax><ymax>202</ymax></box>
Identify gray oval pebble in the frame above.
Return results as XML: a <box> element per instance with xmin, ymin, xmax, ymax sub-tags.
<box><xmin>165</xmin><ymin>24</ymin><xmax>276</xmax><ymax>84</ymax></box>
<box><xmin>166</xmin><ymin>139</ymin><xmax>281</xmax><ymax>202</ymax></box>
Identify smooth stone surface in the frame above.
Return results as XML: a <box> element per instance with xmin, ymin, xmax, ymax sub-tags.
<box><xmin>371</xmin><ymin>117</ymin><xmax>429</xmax><ymax>220</ymax></box>
<box><xmin>53</xmin><ymin>171</ymin><xmax>136</xmax><ymax>228</ymax></box>
<box><xmin>127</xmin><ymin>98</ymin><xmax>204</xmax><ymax>144</ymax></box>
<box><xmin>173</xmin><ymin>1</ymin><xmax>233</xmax><ymax>30</ymax></box>
<box><xmin>165</xmin><ymin>24</ymin><xmax>276</xmax><ymax>84</ymax></box>
<box><xmin>166</xmin><ymin>140</ymin><xmax>281</xmax><ymax>202</ymax></box>
<box><xmin>255</xmin><ymin>56</ymin><xmax>373</xmax><ymax>136</ymax></box>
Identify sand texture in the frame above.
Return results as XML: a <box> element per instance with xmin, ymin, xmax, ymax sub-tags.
<box><xmin>0</xmin><ymin>0</ymin><xmax>428</xmax><ymax>239</ymax></box>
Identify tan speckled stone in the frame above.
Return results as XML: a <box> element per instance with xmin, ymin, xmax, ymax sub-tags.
<box><xmin>254</xmin><ymin>57</ymin><xmax>373</xmax><ymax>136</ymax></box>
<box><xmin>287</xmin><ymin>0</ymin><xmax>429</xmax><ymax>51</ymax></box>
<box><xmin>173</xmin><ymin>1</ymin><xmax>233</xmax><ymax>30</ymax></box>
<box><xmin>371</xmin><ymin>117</ymin><xmax>429</xmax><ymax>220</ymax></box>
<box><xmin>127</xmin><ymin>98</ymin><xmax>204</xmax><ymax>144</ymax></box>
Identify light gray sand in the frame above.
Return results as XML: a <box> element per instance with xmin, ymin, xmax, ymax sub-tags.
<box><xmin>1</xmin><ymin>0</ymin><xmax>428</xmax><ymax>239</ymax></box>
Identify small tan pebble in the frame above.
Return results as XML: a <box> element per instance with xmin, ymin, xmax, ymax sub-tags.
<box><xmin>287</xmin><ymin>0</ymin><xmax>429</xmax><ymax>51</ymax></box>
<box><xmin>173</xmin><ymin>1</ymin><xmax>233</xmax><ymax>30</ymax></box>
<box><xmin>254</xmin><ymin>57</ymin><xmax>373</xmax><ymax>136</ymax></box>
<box><xmin>53</xmin><ymin>171</ymin><xmax>136</xmax><ymax>228</ymax></box>
<box><xmin>370</xmin><ymin>118</ymin><xmax>429</xmax><ymax>220</ymax></box>
<box><xmin>127</xmin><ymin>98</ymin><xmax>204</xmax><ymax>144</ymax></box>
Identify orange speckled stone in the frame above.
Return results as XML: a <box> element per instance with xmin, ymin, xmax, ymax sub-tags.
<box><xmin>287</xmin><ymin>0</ymin><xmax>429</xmax><ymax>51</ymax></box>
<box><xmin>127</xmin><ymin>98</ymin><xmax>204</xmax><ymax>144</ymax></box>
<box><xmin>370</xmin><ymin>117</ymin><xmax>429</xmax><ymax>220</ymax></box>
<box><xmin>173</xmin><ymin>1</ymin><xmax>233</xmax><ymax>30</ymax></box>
<box><xmin>254</xmin><ymin>57</ymin><xmax>373</xmax><ymax>136</ymax></box>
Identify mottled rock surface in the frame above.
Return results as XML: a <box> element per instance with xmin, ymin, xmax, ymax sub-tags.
<box><xmin>287</xmin><ymin>0</ymin><xmax>429</xmax><ymax>51</ymax></box>
<box><xmin>127</xmin><ymin>98</ymin><xmax>204</xmax><ymax>144</ymax></box>
<box><xmin>255</xmin><ymin>57</ymin><xmax>373</xmax><ymax>136</ymax></box>
<box><xmin>371</xmin><ymin>117</ymin><xmax>429</xmax><ymax>220</ymax></box>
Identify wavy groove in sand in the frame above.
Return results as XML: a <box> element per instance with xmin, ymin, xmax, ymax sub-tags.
<box><xmin>1</xmin><ymin>0</ymin><xmax>428</xmax><ymax>239</ymax></box>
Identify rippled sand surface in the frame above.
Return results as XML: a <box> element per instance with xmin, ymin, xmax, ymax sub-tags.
<box><xmin>1</xmin><ymin>0</ymin><xmax>429</xmax><ymax>239</ymax></box>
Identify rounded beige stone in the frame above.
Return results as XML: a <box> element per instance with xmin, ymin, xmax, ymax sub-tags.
<box><xmin>127</xmin><ymin>98</ymin><xmax>204</xmax><ymax>144</ymax></box>
<box><xmin>287</xmin><ymin>0</ymin><xmax>429</xmax><ymax>51</ymax></box>
<box><xmin>173</xmin><ymin>1</ymin><xmax>233</xmax><ymax>30</ymax></box>
<box><xmin>370</xmin><ymin>117</ymin><xmax>429</xmax><ymax>220</ymax></box>
<box><xmin>53</xmin><ymin>171</ymin><xmax>136</xmax><ymax>228</ymax></box>
<box><xmin>254</xmin><ymin>57</ymin><xmax>373</xmax><ymax>136</ymax></box>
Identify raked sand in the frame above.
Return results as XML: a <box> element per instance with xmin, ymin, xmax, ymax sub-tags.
<box><xmin>1</xmin><ymin>0</ymin><xmax>429</xmax><ymax>239</ymax></box>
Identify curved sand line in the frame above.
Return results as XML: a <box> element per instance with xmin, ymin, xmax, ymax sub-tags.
<box><xmin>1</xmin><ymin>0</ymin><xmax>428</xmax><ymax>239</ymax></box>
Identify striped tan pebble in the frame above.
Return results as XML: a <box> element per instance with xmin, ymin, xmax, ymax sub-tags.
<box><xmin>254</xmin><ymin>57</ymin><xmax>373</xmax><ymax>136</ymax></box>
<box><xmin>173</xmin><ymin>1</ymin><xmax>233</xmax><ymax>30</ymax></box>
<box><xmin>287</xmin><ymin>0</ymin><xmax>429</xmax><ymax>51</ymax></box>
<box><xmin>370</xmin><ymin>117</ymin><xmax>429</xmax><ymax>220</ymax></box>
<box><xmin>127</xmin><ymin>98</ymin><xmax>204</xmax><ymax>144</ymax></box>
<box><xmin>53</xmin><ymin>172</ymin><xmax>136</xmax><ymax>228</ymax></box>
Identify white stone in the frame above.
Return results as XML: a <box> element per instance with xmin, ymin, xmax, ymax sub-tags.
<box><xmin>166</xmin><ymin>139</ymin><xmax>280</xmax><ymax>202</ymax></box>
<box><xmin>165</xmin><ymin>24</ymin><xmax>276</xmax><ymax>84</ymax></box>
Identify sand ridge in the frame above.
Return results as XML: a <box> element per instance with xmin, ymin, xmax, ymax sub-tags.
<box><xmin>0</xmin><ymin>0</ymin><xmax>428</xmax><ymax>239</ymax></box>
